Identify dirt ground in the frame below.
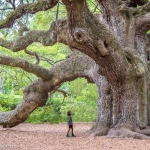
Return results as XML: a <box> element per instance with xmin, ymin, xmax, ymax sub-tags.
<box><xmin>0</xmin><ymin>123</ymin><xmax>150</xmax><ymax>150</ymax></box>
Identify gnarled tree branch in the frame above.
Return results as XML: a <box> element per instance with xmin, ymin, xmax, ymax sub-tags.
<box><xmin>0</xmin><ymin>21</ymin><xmax>58</xmax><ymax>51</ymax></box>
<box><xmin>0</xmin><ymin>0</ymin><xmax>58</xmax><ymax>29</ymax></box>
<box><xmin>0</xmin><ymin>52</ymin><xmax>95</xmax><ymax>127</ymax></box>
<box><xmin>0</xmin><ymin>56</ymin><xmax>51</xmax><ymax>80</ymax></box>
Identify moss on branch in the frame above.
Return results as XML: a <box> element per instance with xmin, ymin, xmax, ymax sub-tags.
<box><xmin>0</xmin><ymin>21</ymin><xmax>57</xmax><ymax>51</ymax></box>
<box><xmin>0</xmin><ymin>0</ymin><xmax>58</xmax><ymax>29</ymax></box>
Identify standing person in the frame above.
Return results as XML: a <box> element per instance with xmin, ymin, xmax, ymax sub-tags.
<box><xmin>66</xmin><ymin>110</ymin><xmax>76</xmax><ymax>137</ymax></box>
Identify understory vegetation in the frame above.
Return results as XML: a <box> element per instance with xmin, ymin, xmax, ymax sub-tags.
<box><xmin>0</xmin><ymin>78</ymin><xmax>98</xmax><ymax>124</ymax></box>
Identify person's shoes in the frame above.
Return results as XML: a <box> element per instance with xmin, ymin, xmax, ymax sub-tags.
<box><xmin>66</xmin><ymin>134</ymin><xmax>70</xmax><ymax>137</ymax></box>
<box><xmin>72</xmin><ymin>134</ymin><xmax>76</xmax><ymax>137</ymax></box>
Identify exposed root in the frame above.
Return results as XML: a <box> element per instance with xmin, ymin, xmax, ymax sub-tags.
<box><xmin>108</xmin><ymin>128</ymin><xmax>150</xmax><ymax>140</ymax></box>
<box><xmin>85</xmin><ymin>124</ymin><xmax>109</xmax><ymax>137</ymax></box>
<box><xmin>139</xmin><ymin>127</ymin><xmax>150</xmax><ymax>136</ymax></box>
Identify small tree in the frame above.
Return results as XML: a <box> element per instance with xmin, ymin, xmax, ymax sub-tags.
<box><xmin>0</xmin><ymin>0</ymin><xmax>150</xmax><ymax>139</ymax></box>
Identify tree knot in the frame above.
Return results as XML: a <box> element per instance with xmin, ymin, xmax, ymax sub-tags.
<box><xmin>124</xmin><ymin>47</ymin><xmax>145</xmax><ymax>78</ymax></box>
<box><xmin>74</xmin><ymin>28</ymin><xmax>86</xmax><ymax>43</ymax></box>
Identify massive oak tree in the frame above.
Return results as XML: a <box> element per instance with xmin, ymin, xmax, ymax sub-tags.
<box><xmin>1</xmin><ymin>0</ymin><xmax>150</xmax><ymax>139</ymax></box>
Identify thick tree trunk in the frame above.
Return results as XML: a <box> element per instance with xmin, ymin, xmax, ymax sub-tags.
<box><xmin>85</xmin><ymin>65</ymin><xmax>112</xmax><ymax>136</ymax></box>
<box><xmin>87</xmin><ymin>66</ymin><xmax>147</xmax><ymax>137</ymax></box>
<box><xmin>111</xmin><ymin>78</ymin><xmax>147</xmax><ymax>130</ymax></box>
<box><xmin>82</xmin><ymin>0</ymin><xmax>149</xmax><ymax>138</ymax></box>
<box><xmin>91</xmin><ymin>76</ymin><xmax>112</xmax><ymax>136</ymax></box>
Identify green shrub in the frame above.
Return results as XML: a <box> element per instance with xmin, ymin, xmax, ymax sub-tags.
<box><xmin>60</xmin><ymin>98</ymin><xmax>96</xmax><ymax>122</ymax></box>
<box><xmin>0</xmin><ymin>94</ymin><xmax>22</xmax><ymax>111</ymax></box>
<box><xmin>26</xmin><ymin>105</ymin><xmax>63</xmax><ymax>124</ymax></box>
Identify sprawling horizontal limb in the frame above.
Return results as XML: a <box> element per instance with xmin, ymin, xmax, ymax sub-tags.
<box><xmin>0</xmin><ymin>52</ymin><xmax>95</xmax><ymax>127</ymax></box>
<box><xmin>0</xmin><ymin>0</ymin><xmax>58</xmax><ymax>29</ymax></box>
<box><xmin>0</xmin><ymin>21</ymin><xmax>58</xmax><ymax>51</ymax></box>
<box><xmin>0</xmin><ymin>56</ymin><xmax>51</xmax><ymax>80</ymax></box>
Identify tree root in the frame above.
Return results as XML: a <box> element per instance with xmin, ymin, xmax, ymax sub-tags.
<box><xmin>107</xmin><ymin>128</ymin><xmax>150</xmax><ymax>140</ymax></box>
<box><xmin>139</xmin><ymin>127</ymin><xmax>150</xmax><ymax>136</ymax></box>
<box><xmin>85</xmin><ymin>124</ymin><xmax>109</xmax><ymax>137</ymax></box>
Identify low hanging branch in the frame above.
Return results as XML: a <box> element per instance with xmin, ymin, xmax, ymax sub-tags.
<box><xmin>56</xmin><ymin>89</ymin><xmax>68</xmax><ymax>97</ymax></box>
<box><xmin>57</xmin><ymin>89</ymin><xmax>69</xmax><ymax>106</ymax></box>
<box><xmin>93</xmin><ymin>4</ymin><xmax>98</xmax><ymax>13</ymax></box>
<box><xmin>0</xmin><ymin>0</ymin><xmax>58</xmax><ymax>29</ymax></box>
<box><xmin>0</xmin><ymin>56</ymin><xmax>52</xmax><ymax>80</ymax></box>
<box><xmin>0</xmin><ymin>21</ymin><xmax>58</xmax><ymax>51</ymax></box>
<box><xmin>0</xmin><ymin>52</ymin><xmax>96</xmax><ymax>128</ymax></box>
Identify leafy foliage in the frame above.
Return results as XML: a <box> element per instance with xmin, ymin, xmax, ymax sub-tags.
<box><xmin>26</xmin><ymin>106</ymin><xmax>63</xmax><ymax>124</ymax></box>
<box><xmin>0</xmin><ymin>94</ymin><xmax>22</xmax><ymax>111</ymax></box>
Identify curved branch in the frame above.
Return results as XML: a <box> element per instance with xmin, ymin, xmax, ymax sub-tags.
<box><xmin>0</xmin><ymin>21</ymin><xmax>57</xmax><ymax>51</ymax></box>
<box><xmin>55</xmin><ymin>89</ymin><xmax>68</xmax><ymax>97</ymax></box>
<box><xmin>0</xmin><ymin>56</ymin><xmax>52</xmax><ymax>80</ymax></box>
<box><xmin>0</xmin><ymin>0</ymin><xmax>58</xmax><ymax>29</ymax></box>
<box><xmin>24</xmin><ymin>48</ymin><xmax>40</xmax><ymax>65</ymax></box>
<box><xmin>53</xmin><ymin>89</ymin><xmax>69</xmax><ymax>107</ymax></box>
<box><xmin>0</xmin><ymin>52</ymin><xmax>96</xmax><ymax>127</ymax></box>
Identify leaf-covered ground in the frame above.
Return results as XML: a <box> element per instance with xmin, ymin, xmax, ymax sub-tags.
<box><xmin>0</xmin><ymin>123</ymin><xmax>150</xmax><ymax>150</ymax></box>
